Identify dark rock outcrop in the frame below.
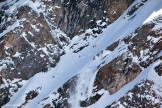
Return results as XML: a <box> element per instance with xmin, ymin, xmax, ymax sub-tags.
<box><xmin>41</xmin><ymin>19</ymin><xmax>162</xmax><ymax>107</ymax></box>
<box><xmin>0</xmin><ymin>0</ymin><xmax>6</xmax><ymax>3</ymax></box>
<box><xmin>109</xmin><ymin>79</ymin><xmax>162</xmax><ymax>108</ymax></box>
<box><xmin>42</xmin><ymin>0</ymin><xmax>135</xmax><ymax>38</ymax></box>
<box><xmin>0</xmin><ymin>4</ymin><xmax>63</xmax><ymax>106</ymax></box>
<box><xmin>1</xmin><ymin>0</ymin><xmax>161</xmax><ymax>108</ymax></box>
<box><xmin>0</xmin><ymin>0</ymin><xmax>135</xmax><ymax>107</ymax></box>
<box><xmin>75</xmin><ymin>17</ymin><xmax>162</xmax><ymax>107</ymax></box>
<box><xmin>0</xmin><ymin>5</ymin><xmax>63</xmax><ymax>80</ymax></box>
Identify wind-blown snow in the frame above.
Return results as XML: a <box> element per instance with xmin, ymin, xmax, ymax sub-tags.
<box><xmin>143</xmin><ymin>8</ymin><xmax>162</xmax><ymax>24</ymax></box>
<box><xmin>1</xmin><ymin>0</ymin><xmax>162</xmax><ymax>108</ymax></box>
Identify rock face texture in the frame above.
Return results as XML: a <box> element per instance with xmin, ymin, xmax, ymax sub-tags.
<box><xmin>0</xmin><ymin>0</ymin><xmax>162</xmax><ymax>108</ymax></box>
<box><xmin>0</xmin><ymin>6</ymin><xmax>63</xmax><ymax>80</ymax></box>
<box><xmin>48</xmin><ymin>0</ymin><xmax>135</xmax><ymax>38</ymax></box>
<box><xmin>109</xmin><ymin>79</ymin><xmax>162</xmax><ymax>108</ymax></box>
<box><xmin>95</xmin><ymin>22</ymin><xmax>161</xmax><ymax>94</ymax></box>
<box><xmin>0</xmin><ymin>1</ymin><xmax>64</xmax><ymax>106</ymax></box>
<box><xmin>43</xmin><ymin>18</ymin><xmax>161</xmax><ymax>108</ymax></box>
<box><xmin>0</xmin><ymin>0</ymin><xmax>134</xmax><ymax>106</ymax></box>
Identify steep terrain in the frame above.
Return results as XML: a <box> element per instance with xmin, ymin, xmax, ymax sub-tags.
<box><xmin>0</xmin><ymin>0</ymin><xmax>162</xmax><ymax>108</ymax></box>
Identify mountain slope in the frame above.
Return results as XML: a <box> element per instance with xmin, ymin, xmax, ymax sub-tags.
<box><xmin>0</xmin><ymin>0</ymin><xmax>162</xmax><ymax>108</ymax></box>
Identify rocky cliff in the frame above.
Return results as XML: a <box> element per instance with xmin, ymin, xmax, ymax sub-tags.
<box><xmin>0</xmin><ymin>0</ymin><xmax>162</xmax><ymax>108</ymax></box>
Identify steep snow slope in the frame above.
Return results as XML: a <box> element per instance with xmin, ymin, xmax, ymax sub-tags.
<box><xmin>0</xmin><ymin>0</ymin><xmax>162</xmax><ymax>108</ymax></box>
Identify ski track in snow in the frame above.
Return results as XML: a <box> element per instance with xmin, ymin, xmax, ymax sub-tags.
<box><xmin>1</xmin><ymin>0</ymin><xmax>162</xmax><ymax>108</ymax></box>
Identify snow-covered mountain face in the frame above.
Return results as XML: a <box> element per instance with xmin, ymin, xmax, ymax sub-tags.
<box><xmin>0</xmin><ymin>0</ymin><xmax>162</xmax><ymax>108</ymax></box>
